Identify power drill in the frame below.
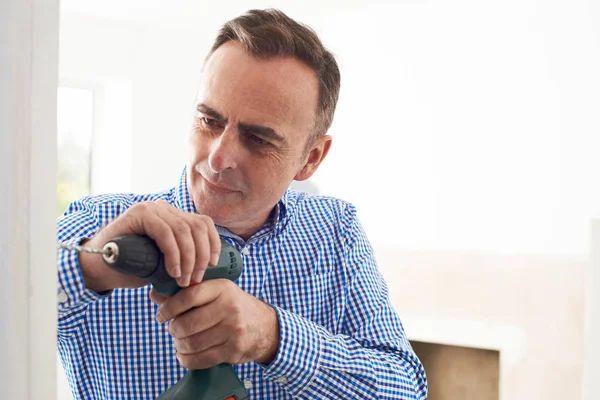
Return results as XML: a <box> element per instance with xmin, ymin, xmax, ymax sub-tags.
<box><xmin>101</xmin><ymin>235</ymin><xmax>248</xmax><ymax>400</ymax></box>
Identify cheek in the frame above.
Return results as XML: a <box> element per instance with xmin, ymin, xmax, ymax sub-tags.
<box><xmin>188</xmin><ymin>131</ymin><xmax>208</xmax><ymax>163</ymax></box>
<box><xmin>244</xmin><ymin>159</ymin><xmax>295</xmax><ymax>197</ymax></box>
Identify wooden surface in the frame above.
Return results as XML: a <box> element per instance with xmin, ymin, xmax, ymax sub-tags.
<box><xmin>411</xmin><ymin>341</ymin><xmax>499</xmax><ymax>400</ymax></box>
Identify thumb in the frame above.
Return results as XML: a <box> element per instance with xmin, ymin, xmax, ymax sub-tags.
<box><xmin>149</xmin><ymin>288</ymin><xmax>168</xmax><ymax>305</ymax></box>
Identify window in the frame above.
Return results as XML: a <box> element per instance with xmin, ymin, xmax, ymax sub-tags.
<box><xmin>56</xmin><ymin>86</ymin><xmax>95</xmax><ymax>216</ymax></box>
<box><xmin>56</xmin><ymin>80</ymin><xmax>132</xmax><ymax>400</ymax></box>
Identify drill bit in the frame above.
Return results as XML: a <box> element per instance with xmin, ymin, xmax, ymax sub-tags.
<box><xmin>57</xmin><ymin>242</ymin><xmax>119</xmax><ymax>264</ymax></box>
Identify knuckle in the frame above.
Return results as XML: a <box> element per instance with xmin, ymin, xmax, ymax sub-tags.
<box><xmin>225</xmin><ymin>312</ymin><xmax>244</xmax><ymax>335</ymax></box>
<box><xmin>169</xmin><ymin>318</ymin><xmax>191</xmax><ymax>339</ymax></box>
<box><xmin>173</xmin><ymin>338</ymin><xmax>183</xmax><ymax>351</ymax></box>
<box><xmin>172</xmin><ymin>220</ymin><xmax>191</xmax><ymax>236</ymax></box>
<box><xmin>130</xmin><ymin>202</ymin><xmax>149</xmax><ymax>215</ymax></box>
<box><xmin>179</xmin><ymin>336</ymin><xmax>194</xmax><ymax>353</ymax></box>
<box><xmin>190</xmin><ymin>217</ymin><xmax>208</xmax><ymax>233</ymax></box>
<box><xmin>168</xmin><ymin>320</ymin><xmax>179</xmax><ymax>337</ymax></box>
<box><xmin>168</xmin><ymin>327</ymin><xmax>177</xmax><ymax>339</ymax></box>
<box><xmin>178</xmin><ymin>354</ymin><xmax>193</xmax><ymax>369</ymax></box>
<box><xmin>231</xmin><ymin>321</ymin><xmax>245</xmax><ymax>338</ymax></box>
<box><xmin>181</xmin><ymin>318</ymin><xmax>195</xmax><ymax>336</ymax></box>
<box><xmin>199</xmin><ymin>215</ymin><xmax>214</xmax><ymax>225</ymax></box>
<box><xmin>229</xmin><ymin>301</ymin><xmax>243</xmax><ymax>317</ymax></box>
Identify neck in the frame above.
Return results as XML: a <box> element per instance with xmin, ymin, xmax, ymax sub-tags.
<box><xmin>223</xmin><ymin>210</ymin><xmax>273</xmax><ymax>242</ymax></box>
<box><xmin>228</xmin><ymin>223</ymin><xmax>263</xmax><ymax>242</ymax></box>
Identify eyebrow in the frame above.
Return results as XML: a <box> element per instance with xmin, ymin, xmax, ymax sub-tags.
<box><xmin>196</xmin><ymin>103</ymin><xmax>286</xmax><ymax>145</ymax></box>
<box><xmin>196</xmin><ymin>103</ymin><xmax>226</xmax><ymax>124</ymax></box>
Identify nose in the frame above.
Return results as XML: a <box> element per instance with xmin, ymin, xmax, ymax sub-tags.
<box><xmin>208</xmin><ymin>127</ymin><xmax>240</xmax><ymax>173</ymax></box>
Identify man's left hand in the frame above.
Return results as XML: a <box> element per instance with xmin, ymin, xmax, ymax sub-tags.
<box><xmin>150</xmin><ymin>279</ymin><xmax>280</xmax><ymax>369</ymax></box>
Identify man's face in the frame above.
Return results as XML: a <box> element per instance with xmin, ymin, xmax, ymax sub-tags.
<box><xmin>187</xmin><ymin>41</ymin><xmax>327</xmax><ymax>238</ymax></box>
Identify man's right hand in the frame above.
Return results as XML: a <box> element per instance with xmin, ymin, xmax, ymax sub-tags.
<box><xmin>79</xmin><ymin>200</ymin><xmax>221</xmax><ymax>293</ymax></box>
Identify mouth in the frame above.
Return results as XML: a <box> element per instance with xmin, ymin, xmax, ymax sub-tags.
<box><xmin>200</xmin><ymin>174</ymin><xmax>237</xmax><ymax>194</ymax></box>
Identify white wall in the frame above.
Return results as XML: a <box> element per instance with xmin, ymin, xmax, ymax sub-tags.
<box><xmin>584</xmin><ymin>219</ymin><xmax>600</xmax><ymax>400</ymax></box>
<box><xmin>375</xmin><ymin>247</ymin><xmax>586</xmax><ymax>400</ymax></box>
<box><xmin>1</xmin><ymin>0</ymin><xmax>58</xmax><ymax>398</ymax></box>
<box><xmin>323</xmin><ymin>1</ymin><xmax>600</xmax><ymax>257</ymax></box>
<box><xmin>61</xmin><ymin>0</ymin><xmax>600</xmax><ymax>257</ymax></box>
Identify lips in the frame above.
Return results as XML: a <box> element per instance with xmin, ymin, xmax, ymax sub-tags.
<box><xmin>194</xmin><ymin>164</ymin><xmax>242</xmax><ymax>193</ymax></box>
<box><xmin>201</xmin><ymin>174</ymin><xmax>236</xmax><ymax>193</ymax></box>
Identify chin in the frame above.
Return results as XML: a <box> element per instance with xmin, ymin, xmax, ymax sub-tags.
<box><xmin>192</xmin><ymin>192</ymin><xmax>237</xmax><ymax>224</ymax></box>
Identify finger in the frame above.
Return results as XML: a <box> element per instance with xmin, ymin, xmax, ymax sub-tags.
<box><xmin>176</xmin><ymin>343</ymin><xmax>230</xmax><ymax>370</ymax></box>
<box><xmin>136</xmin><ymin>207</ymin><xmax>181</xmax><ymax>279</ymax></box>
<box><xmin>173</xmin><ymin>321</ymin><xmax>229</xmax><ymax>354</ymax></box>
<box><xmin>160</xmin><ymin>206</ymin><xmax>196</xmax><ymax>287</ymax></box>
<box><xmin>202</xmin><ymin>216</ymin><xmax>221</xmax><ymax>267</ymax></box>
<box><xmin>167</xmin><ymin>303</ymin><xmax>223</xmax><ymax>338</ymax></box>
<box><xmin>149</xmin><ymin>288</ymin><xmax>168</xmax><ymax>306</ymax></box>
<box><xmin>157</xmin><ymin>280</ymin><xmax>227</xmax><ymax>324</ymax></box>
<box><xmin>191</xmin><ymin>219</ymin><xmax>211</xmax><ymax>283</ymax></box>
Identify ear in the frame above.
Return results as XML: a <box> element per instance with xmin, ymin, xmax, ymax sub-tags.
<box><xmin>294</xmin><ymin>135</ymin><xmax>332</xmax><ymax>181</ymax></box>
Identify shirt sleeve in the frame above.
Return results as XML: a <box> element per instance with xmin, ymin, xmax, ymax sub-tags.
<box><xmin>260</xmin><ymin>207</ymin><xmax>428</xmax><ymax>399</ymax></box>
<box><xmin>56</xmin><ymin>198</ymin><xmax>114</xmax><ymax>335</ymax></box>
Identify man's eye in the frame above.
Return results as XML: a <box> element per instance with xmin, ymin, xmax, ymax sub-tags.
<box><xmin>202</xmin><ymin>117</ymin><xmax>218</xmax><ymax>127</ymax></box>
<box><xmin>247</xmin><ymin>133</ymin><xmax>269</xmax><ymax>146</ymax></box>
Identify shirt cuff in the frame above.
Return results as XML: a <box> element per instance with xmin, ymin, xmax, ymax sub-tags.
<box><xmin>259</xmin><ymin>305</ymin><xmax>324</xmax><ymax>397</ymax></box>
<box><xmin>57</xmin><ymin>237</ymin><xmax>113</xmax><ymax>312</ymax></box>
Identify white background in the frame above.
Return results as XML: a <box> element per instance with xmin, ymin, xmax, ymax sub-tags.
<box><xmin>60</xmin><ymin>0</ymin><xmax>600</xmax><ymax>257</ymax></box>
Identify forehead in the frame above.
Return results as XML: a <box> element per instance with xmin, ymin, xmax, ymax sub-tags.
<box><xmin>198</xmin><ymin>41</ymin><xmax>319</xmax><ymax>138</ymax></box>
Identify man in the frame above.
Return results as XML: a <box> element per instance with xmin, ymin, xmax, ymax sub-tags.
<box><xmin>57</xmin><ymin>8</ymin><xmax>428</xmax><ymax>399</ymax></box>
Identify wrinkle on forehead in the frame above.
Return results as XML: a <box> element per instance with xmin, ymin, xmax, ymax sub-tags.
<box><xmin>197</xmin><ymin>41</ymin><xmax>319</xmax><ymax>141</ymax></box>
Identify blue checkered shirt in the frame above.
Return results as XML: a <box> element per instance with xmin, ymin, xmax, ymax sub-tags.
<box><xmin>57</xmin><ymin>168</ymin><xmax>428</xmax><ymax>399</ymax></box>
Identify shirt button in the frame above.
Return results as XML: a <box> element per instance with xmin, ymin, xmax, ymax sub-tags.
<box><xmin>243</xmin><ymin>379</ymin><xmax>253</xmax><ymax>389</ymax></box>
<box><xmin>276</xmin><ymin>376</ymin><xmax>289</xmax><ymax>384</ymax></box>
<box><xmin>58</xmin><ymin>291</ymin><xmax>69</xmax><ymax>303</ymax></box>
<box><xmin>242</xmin><ymin>247</ymin><xmax>251</xmax><ymax>256</ymax></box>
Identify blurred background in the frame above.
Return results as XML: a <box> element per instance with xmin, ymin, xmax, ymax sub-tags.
<box><xmin>56</xmin><ymin>0</ymin><xmax>600</xmax><ymax>399</ymax></box>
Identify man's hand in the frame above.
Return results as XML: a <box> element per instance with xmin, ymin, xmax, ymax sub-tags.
<box><xmin>79</xmin><ymin>200</ymin><xmax>221</xmax><ymax>292</ymax></box>
<box><xmin>150</xmin><ymin>279</ymin><xmax>280</xmax><ymax>369</ymax></box>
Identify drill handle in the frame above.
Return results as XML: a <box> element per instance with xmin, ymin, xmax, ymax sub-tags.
<box><xmin>102</xmin><ymin>235</ymin><xmax>249</xmax><ymax>400</ymax></box>
<box><xmin>157</xmin><ymin>364</ymin><xmax>248</xmax><ymax>400</ymax></box>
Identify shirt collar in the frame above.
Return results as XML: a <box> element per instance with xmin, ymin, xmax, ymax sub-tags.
<box><xmin>174</xmin><ymin>166</ymin><xmax>198</xmax><ymax>214</ymax></box>
<box><xmin>174</xmin><ymin>166</ymin><xmax>289</xmax><ymax>244</ymax></box>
